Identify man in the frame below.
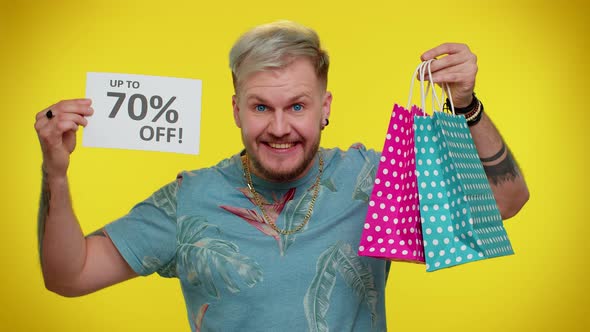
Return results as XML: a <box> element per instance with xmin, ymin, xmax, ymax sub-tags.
<box><xmin>35</xmin><ymin>21</ymin><xmax>529</xmax><ymax>331</ymax></box>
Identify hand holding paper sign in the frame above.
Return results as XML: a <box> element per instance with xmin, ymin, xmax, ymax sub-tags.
<box><xmin>34</xmin><ymin>99</ymin><xmax>94</xmax><ymax>177</ymax></box>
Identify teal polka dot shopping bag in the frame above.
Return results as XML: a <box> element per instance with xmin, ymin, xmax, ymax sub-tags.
<box><xmin>413</xmin><ymin>60</ymin><xmax>513</xmax><ymax>271</ymax></box>
<box><xmin>414</xmin><ymin>111</ymin><xmax>513</xmax><ymax>271</ymax></box>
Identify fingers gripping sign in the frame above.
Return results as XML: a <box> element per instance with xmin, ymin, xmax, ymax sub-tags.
<box><xmin>35</xmin><ymin>98</ymin><xmax>94</xmax><ymax>177</ymax></box>
<box><xmin>420</xmin><ymin>43</ymin><xmax>478</xmax><ymax>108</ymax></box>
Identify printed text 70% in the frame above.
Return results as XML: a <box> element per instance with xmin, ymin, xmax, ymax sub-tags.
<box><xmin>107</xmin><ymin>92</ymin><xmax>183</xmax><ymax>144</ymax></box>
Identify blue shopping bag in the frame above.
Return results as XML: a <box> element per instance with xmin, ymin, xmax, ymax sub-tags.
<box><xmin>414</xmin><ymin>111</ymin><xmax>514</xmax><ymax>272</ymax></box>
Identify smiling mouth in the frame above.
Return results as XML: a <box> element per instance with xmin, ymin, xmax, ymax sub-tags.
<box><xmin>267</xmin><ymin>142</ymin><xmax>296</xmax><ymax>149</ymax></box>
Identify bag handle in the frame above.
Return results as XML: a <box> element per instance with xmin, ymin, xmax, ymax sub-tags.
<box><xmin>406</xmin><ymin>60</ymin><xmax>455</xmax><ymax>115</ymax></box>
<box><xmin>425</xmin><ymin>61</ymin><xmax>455</xmax><ymax>115</ymax></box>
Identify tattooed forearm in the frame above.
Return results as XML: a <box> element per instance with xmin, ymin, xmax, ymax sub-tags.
<box><xmin>37</xmin><ymin>168</ymin><xmax>50</xmax><ymax>265</ymax></box>
<box><xmin>86</xmin><ymin>228</ymin><xmax>107</xmax><ymax>238</ymax></box>
<box><xmin>481</xmin><ymin>143</ymin><xmax>521</xmax><ymax>186</ymax></box>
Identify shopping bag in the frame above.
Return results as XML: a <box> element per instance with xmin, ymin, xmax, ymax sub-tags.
<box><xmin>357</xmin><ymin>105</ymin><xmax>425</xmax><ymax>262</ymax></box>
<box><xmin>413</xmin><ymin>62</ymin><xmax>514</xmax><ymax>272</ymax></box>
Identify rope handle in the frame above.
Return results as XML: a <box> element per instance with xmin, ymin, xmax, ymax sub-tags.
<box><xmin>406</xmin><ymin>60</ymin><xmax>454</xmax><ymax>115</ymax></box>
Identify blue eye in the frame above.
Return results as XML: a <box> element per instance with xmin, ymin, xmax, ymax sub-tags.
<box><xmin>255</xmin><ymin>105</ymin><xmax>267</xmax><ymax>112</ymax></box>
<box><xmin>292</xmin><ymin>104</ymin><xmax>303</xmax><ymax>111</ymax></box>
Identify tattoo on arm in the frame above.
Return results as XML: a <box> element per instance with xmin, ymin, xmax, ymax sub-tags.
<box><xmin>86</xmin><ymin>228</ymin><xmax>107</xmax><ymax>238</ymax></box>
<box><xmin>37</xmin><ymin>168</ymin><xmax>50</xmax><ymax>266</ymax></box>
<box><xmin>480</xmin><ymin>143</ymin><xmax>506</xmax><ymax>163</ymax></box>
<box><xmin>481</xmin><ymin>142</ymin><xmax>521</xmax><ymax>186</ymax></box>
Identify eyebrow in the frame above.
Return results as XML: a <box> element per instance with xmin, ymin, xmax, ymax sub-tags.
<box><xmin>245</xmin><ymin>93</ymin><xmax>312</xmax><ymax>104</ymax></box>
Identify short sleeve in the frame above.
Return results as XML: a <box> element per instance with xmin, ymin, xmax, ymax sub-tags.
<box><xmin>349</xmin><ymin>142</ymin><xmax>381</xmax><ymax>166</ymax></box>
<box><xmin>105</xmin><ymin>180</ymin><xmax>178</xmax><ymax>278</ymax></box>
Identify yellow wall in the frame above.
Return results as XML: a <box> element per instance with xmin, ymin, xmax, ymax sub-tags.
<box><xmin>2</xmin><ymin>0</ymin><xmax>588</xmax><ymax>331</ymax></box>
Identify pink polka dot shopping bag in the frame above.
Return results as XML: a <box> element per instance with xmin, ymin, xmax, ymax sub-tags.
<box><xmin>357</xmin><ymin>81</ymin><xmax>427</xmax><ymax>263</ymax></box>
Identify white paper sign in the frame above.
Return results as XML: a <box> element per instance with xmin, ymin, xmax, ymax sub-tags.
<box><xmin>84</xmin><ymin>72</ymin><xmax>202</xmax><ymax>155</ymax></box>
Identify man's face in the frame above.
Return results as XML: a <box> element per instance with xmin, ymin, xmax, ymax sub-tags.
<box><xmin>232</xmin><ymin>57</ymin><xmax>332</xmax><ymax>182</ymax></box>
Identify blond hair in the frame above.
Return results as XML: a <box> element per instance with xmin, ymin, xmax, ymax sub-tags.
<box><xmin>229</xmin><ymin>20</ymin><xmax>330</xmax><ymax>91</ymax></box>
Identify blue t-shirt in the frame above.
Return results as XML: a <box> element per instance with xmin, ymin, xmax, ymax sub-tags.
<box><xmin>105</xmin><ymin>145</ymin><xmax>390</xmax><ymax>331</ymax></box>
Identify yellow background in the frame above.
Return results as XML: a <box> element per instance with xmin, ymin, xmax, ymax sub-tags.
<box><xmin>1</xmin><ymin>0</ymin><xmax>588</xmax><ymax>331</ymax></box>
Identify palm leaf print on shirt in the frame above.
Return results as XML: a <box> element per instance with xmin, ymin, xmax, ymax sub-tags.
<box><xmin>137</xmin><ymin>179</ymin><xmax>180</xmax><ymax>277</ymax></box>
<box><xmin>147</xmin><ymin>179</ymin><xmax>179</xmax><ymax>219</ymax></box>
<box><xmin>177</xmin><ymin>215</ymin><xmax>263</xmax><ymax>299</ymax></box>
<box><xmin>304</xmin><ymin>242</ymin><xmax>379</xmax><ymax>332</ymax></box>
<box><xmin>220</xmin><ymin>188</ymin><xmax>296</xmax><ymax>255</ymax></box>
<box><xmin>321</xmin><ymin>178</ymin><xmax>337</xmax><ymax>192</ymax></box>
<box><xmin>192</xmin><ymin>303</ymin><xmax>209</xmax><ymax>332</ymax></box>
<box><xmin>280</xmin><ymin>185</ymin><xmax>320</xmax><ymax>253</ymax></box>
<box><xmin>353</xmin><ymin>160</ymin><xmax>376</xmax><ymax>202</ymax></box>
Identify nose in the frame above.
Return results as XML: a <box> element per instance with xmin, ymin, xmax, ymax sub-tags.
<box><xmin>267</xmin><ymin>110</ymin><xmax>291</xmax><ymax>137</ymax></box>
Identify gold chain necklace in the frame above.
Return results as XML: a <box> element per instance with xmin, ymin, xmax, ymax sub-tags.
<box><xmin>242</xmin><ymin>152</ymin><xmax>323</xmax><ymax>235</ymax></box>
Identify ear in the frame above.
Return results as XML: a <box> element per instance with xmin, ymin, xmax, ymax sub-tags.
<box><xmin>232</xmin><ymin>95</ymin><xmax>241</xmax><ymax>128</ymax></box>
<box><xmin>321</xmin><ymin>91</ymin><xmax>332</xmax><ymax>123</ymax></box>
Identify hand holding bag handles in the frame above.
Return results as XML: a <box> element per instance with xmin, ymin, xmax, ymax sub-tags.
<box><xmin>358</xmin><ymin>60</ymin><xmax>514</xmax><ymax>272</ymax></box>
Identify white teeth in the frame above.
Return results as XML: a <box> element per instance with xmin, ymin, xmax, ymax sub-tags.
<box><xmin>269</xmin><ymin>143</ymin><xmax>294</xmax><ymax>149</ymax></box>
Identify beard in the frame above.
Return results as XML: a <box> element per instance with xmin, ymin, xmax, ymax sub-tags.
<box><xmin>247</xmin><ymin>137</ymin><xmax>321</xmax><ymax>182</ymax></box>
